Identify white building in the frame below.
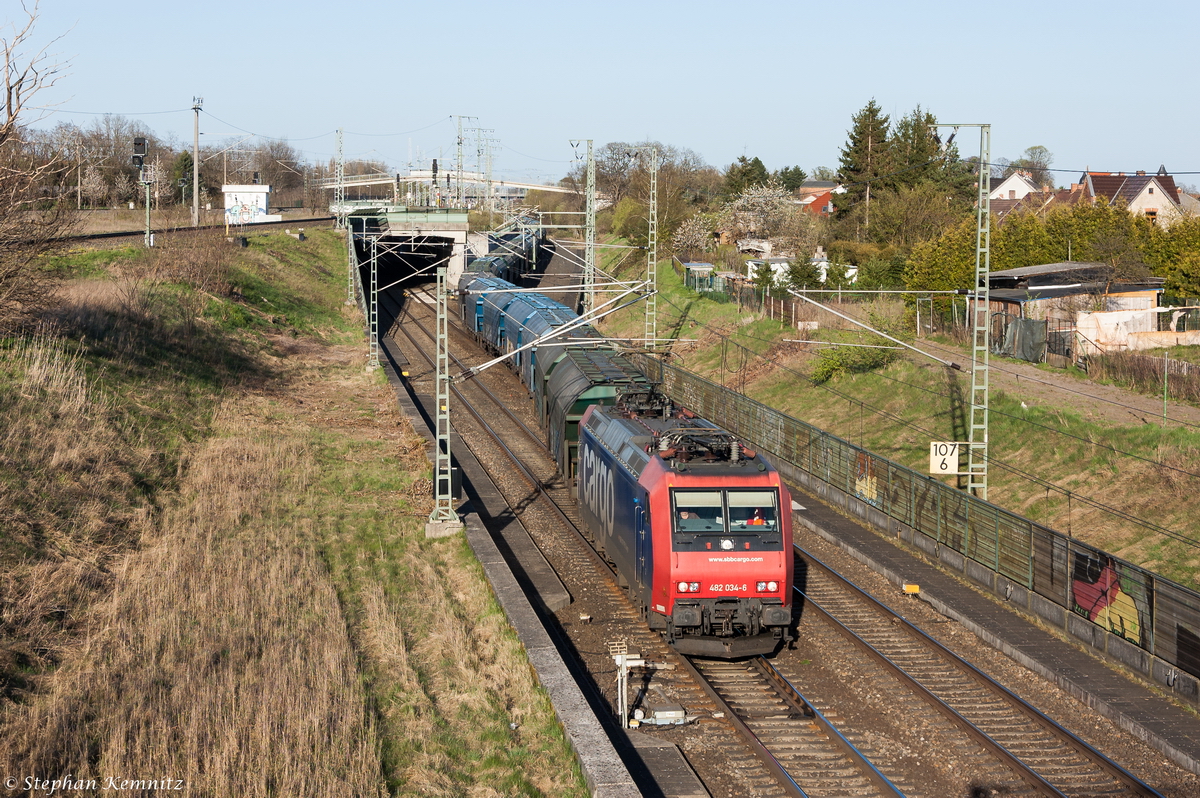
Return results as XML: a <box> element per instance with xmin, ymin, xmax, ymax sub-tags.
<box><xmin>222</xmin><ymin>185</ymin><xmax>282</xmax><ymax>225</ymax></box>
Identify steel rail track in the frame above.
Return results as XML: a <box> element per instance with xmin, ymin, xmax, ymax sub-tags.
<box><xmin>391</xmin><ymin>286</ymin><xmax>906</xmax><ymax>798</ymax></box>
<box><xmin>387</xmin><ymin>276</ymin><xmax>1167</xmax><ymax>797</ymax></box>
<box><xmin>683</xmin><ymin>654</ymin><xmax>905</xmax><ymax>798</ymax></box>
<box><xmin>796</xmin><ymin>547</ymin><xmax>1164</xmax><ymax>798</ymax></box>
<box><xmin>384</xmin><ymin>289</ymin><xmax>591</xmax><ymax>548</ymax></box>
<box><xmin>60</xmin><ymin>215</ymin><xmax>334</xmax><ymax>245</ymax></box>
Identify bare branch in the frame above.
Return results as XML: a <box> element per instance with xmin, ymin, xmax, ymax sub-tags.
<box><xmin>2</xmin><ymin>1</ymin><xmax>70</xmax><ymax>146</ymax></box>
<box><xmin>0</xmin><ymin>2</ymin><xmax>76</xmax><ymax>331</ymax></box>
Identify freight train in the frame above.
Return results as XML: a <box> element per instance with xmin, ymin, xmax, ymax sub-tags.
<box><xmin>455</xmin><ymin>244</ymin><xmax>794</xmax><ymax>657</ymax></box>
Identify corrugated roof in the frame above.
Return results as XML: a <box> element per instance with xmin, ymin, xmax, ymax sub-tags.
<box><xmin>990</xmin><ymin>262</ymin><xmax>1108</xmax><ymax>279</ymax></box>
<box><xmin>990</xmin><ymin>283</ymin><xmax>1163</xmax><ymax>302</ymax></box>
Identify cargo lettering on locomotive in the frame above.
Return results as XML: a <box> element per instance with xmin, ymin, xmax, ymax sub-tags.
<box><xmin>580</xmin><ymin>442</ymin><xmax>615</xmax><ymax>539</ymax></box>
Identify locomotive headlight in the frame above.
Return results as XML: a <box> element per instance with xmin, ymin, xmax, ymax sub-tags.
<box><xmin>720</xmin><ymin>538</ymin><xmax>734</xmax><ymax>551</ymax></box>
<box><xmin>677</xmin><ymin>581</ymin><xmax>700</xmax><ymax>593</ymax></box>
<box><xmin>678</xmin><ymin>581</ymin><xmax>689</xmax><ymax>592</ymax></box>
<box><xmin>756</xmin><ymin>581</ymin><xmax>780</xmax><ymax>593</ymax></box>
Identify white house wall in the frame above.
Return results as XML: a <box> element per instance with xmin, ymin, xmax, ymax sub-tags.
<box><xmin>988</xmin><ymin>173</ymin><xmax>1038</xmax><ymax>201</ymax></box>
<box><xmin>1126</xmin><ymin>179</ymin><xmax>1186</xmax><ymax>226</ymax></box>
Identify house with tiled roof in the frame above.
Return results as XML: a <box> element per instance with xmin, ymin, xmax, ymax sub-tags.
<box><xmin>989</xmin><ymin>171</ymin><xmax>1040</xmax><ymax>202</ymax></box>
<box><xmin>797</xmin><ymin>189</ymin><xmax>835</xmax><ymax>217</ymax></box>
<box><xmin>991</xmin><ymin>185</ymin><xmax>1087</xmax><ymax>225</ymax></box>
<box><xmin>1079</xmin><ymin>166</ymin><xmax>1200</xmax><ymax>226</ymax></box>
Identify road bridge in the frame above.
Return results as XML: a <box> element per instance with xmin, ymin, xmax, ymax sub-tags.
<box><xmin>318</xmin><ymin>170</ymin><xmax>578</xmax><ymax>197</ymax></box>
<box><xmin>348</xmin><ymin>205</ymin><xmax>470</xmax><ymax>292</ymax></box>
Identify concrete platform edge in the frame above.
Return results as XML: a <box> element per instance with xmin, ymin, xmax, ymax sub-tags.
<box><xmin>378</xmin><ymin>346</ymin><xmax>641</xmax><ymax>797</ymax></box>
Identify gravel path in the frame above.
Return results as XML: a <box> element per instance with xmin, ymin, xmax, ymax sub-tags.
<box><xmin>912</xmin><ymin>339</ymin><xmax>1200</xmax><ymax>429</ymax></box>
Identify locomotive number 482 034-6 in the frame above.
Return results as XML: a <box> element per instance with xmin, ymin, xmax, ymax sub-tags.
<box><xmin>709</xmin><ymin>584</ymin><xmax>748</xmax><ymax>592</ymax></box>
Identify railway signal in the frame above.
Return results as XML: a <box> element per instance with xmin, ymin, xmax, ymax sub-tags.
<box><xmin>133</xmin><ymin>138</ymin><xmax>152</xmax><ymax>247</ymax></box>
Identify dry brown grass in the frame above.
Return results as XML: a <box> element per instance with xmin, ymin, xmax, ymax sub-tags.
<box><xmin>1</xmin><ymin>329</ymin><xmax>584</xmax><ymax>797</ymax></box>
<box><xmin>0</xmin><ymin>336</ymin><xmax>155</xmax><ymax>681</ymax></box>
<box><xmin>1</xmin><ymin>409</ymin><xmax>385</xmax><ymax>795</ymax></box>
<box><xmin>1</xmin><ymin>232</ymin><xmax>585</xmax><ymax>796</ymax></box>
<box><xmin>275</xmin><ymin>348</ymin><xmax>585</xmax><ymax>796</ymax></box>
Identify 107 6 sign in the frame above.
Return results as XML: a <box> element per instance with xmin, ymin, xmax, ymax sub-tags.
<box><xmin>929</xmin><ymin>442</ymin><xmax>961</xmax><ymax>474</ymax></box>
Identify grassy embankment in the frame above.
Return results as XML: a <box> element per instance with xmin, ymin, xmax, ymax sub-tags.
<box><xmin>600</xmin><ymin>255</ymin><xmax>1200</xmax><ymax>587</ymax></box>
<box><xmin>0</xmin><ymin>230</ymin><xmax>585</xmax><ymax>797</ymax></box>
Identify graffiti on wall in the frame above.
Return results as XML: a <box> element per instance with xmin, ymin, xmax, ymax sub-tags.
<box><xmin>855</xmin><ymin>452</ymin><xmax>879</xmax><ymax>507</ymax></box>
<box><xmin>1072</xmin><ymin>550</ymin><xmax>1147</xmax><ymax>645</ymax></box>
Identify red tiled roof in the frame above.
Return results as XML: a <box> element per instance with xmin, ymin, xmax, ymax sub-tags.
<box><xmin>991</xmin><ymin>186</ymin><xmax>1087</xmax><ymax>224</ymax></box>
<box><xmin>1084</xmin><ymin>171</ymin><xmax>1181</xmax><ymax>205</ymax></box>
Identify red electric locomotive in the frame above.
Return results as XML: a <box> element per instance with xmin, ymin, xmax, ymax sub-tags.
<box><xmin>577</xmin><ymin>389</ymin><xmax>793</xmax><ymax>657</ymax></box>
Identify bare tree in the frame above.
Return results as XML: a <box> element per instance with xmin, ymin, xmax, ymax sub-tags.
<box><xmin>0</xmin><ymin>2</ymin><xmax>74</xmax><ymax>329</ymax></box>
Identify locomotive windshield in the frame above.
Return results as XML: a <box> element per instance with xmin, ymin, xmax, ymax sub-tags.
<box><xmin>672</xmin><ymin>489</ymin><xmax>781</xmax><ymax>551</ymax></box>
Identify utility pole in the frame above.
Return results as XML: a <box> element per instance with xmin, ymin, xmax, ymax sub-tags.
<box><xmin>368</xmin><ymin>235</ymin><xmax>380</xmax><ymax>370</ymax></box>
<box><xmin>192</xmin><ymin>97</ymin><xmax>202</xmax><ymax>227</ymax></box>
<box><xmin>585</xmin><ymin>139</ymin><xmax>596</xmax><ymax>315</ymax></box>
<box><xmin>865</xmin><ymin>131</ymin><xmax>872</xmax><ymax>233</ymax></box>
<box><xmin>456</xmin><ymin>116</ymin><xmax>464</xmax><ymax>207</ymax></box>
<box><xmin>646</xmin><ymin>146</ymin><xmax>658</xmax><ymax>350</ymax></box>
<box><xmin>483</xmin><ymin>133</ymin><xmax>498</xmax><ymax>215</ymax></box>
<box><xmin>455</xmin><ymin>115</ymin><xmax>476</xmax><ymax>208</ymax></box>
<box><xmin>427</xmin><ymin>264</ymin><xmax>464</xmax><ymax>538</ymax></box>
<box><xmin>335</xmin><ymin>128</ymin><xmax>346</xmax><ymax>229</ymax></box>
<box><xmin>932</xmin><ymin>123</ymin><xmax>991</xmax><ymax>500</ymax></box>
<box><xmin>968</xmin><ymin>124</ymin><xmax>992</xmax><ymax>501</ymax></box>
<box><xmin>133</xmin><ymin>137</ymin><xmax>151</xmax><ymax>247</ymax></box>
<box><xmin>626</xmin><ymin>145</ymin><xmax>659</xmax><ymax>349</ymax></box>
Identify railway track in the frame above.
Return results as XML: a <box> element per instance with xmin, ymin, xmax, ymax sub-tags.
<box><xmin>63</xmin><ymin>215</ymin><xmax>334</xmax><ymax>246</ymax></box>
<box><xmin>381</xmin><ymin>281</ymin><xmax>1176</xmax><ymax>796</ymax></box>
<box><xmin>385</xmin><ymin>285</ymin><xmax>918</xmax><ymax>797</ymax></box>
<box><xmin>791</xmin><ymin>548</ymin><xmax>1165</xmax><ymax>798</ymax></box>
<box><xmin>386</xmin><ymin>281</ymin><xmax>1169</xmax><ymax>796</ymax></box>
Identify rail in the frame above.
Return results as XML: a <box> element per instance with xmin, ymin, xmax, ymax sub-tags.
<box><xmin>798</xmin><ymin>547</ymin><xmax>1164</xmax><ymax>797</ymax></box>
<box><xmin>631</xmin><ymin>353</ymin><xmax>1200</xmax><ymax>705</ymax></box>
<box><xmin>59</xmin><ymin>215</ymin><xmax>334</xmax><ymax>246</ymax></box>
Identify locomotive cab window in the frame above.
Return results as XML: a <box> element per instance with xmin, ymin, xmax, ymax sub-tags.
<box><xmin>673</xmin><ymin>491</ymin><xmax>723</xmax><ymax>540</ymax></box>
<box><xmin>672</xmin><ymin>489</ymin><xmax>781</xmax><ymax>550</ymax></box>
<box><xmin>728</xmin><ymin>490</ymin><xmax>778</xmax><ymax>529</ymax></box>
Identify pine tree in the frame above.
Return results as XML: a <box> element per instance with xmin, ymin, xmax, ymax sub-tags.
<box><xmin>890</xmin><ymin>106</ymin><xmax>940</xmax><ymax>190</ymax></box>
<box><xmin>836</xmin><ymin>100</ymin><xmax>892</xmax><ymax>223</ymax></box>
<box><xmin>171</xmin><ymin>151</ymin><xmax>195</xmax><ymax>205</ymax></box>
<box><xmin>724</xmin><ymin>156</ymin><xmax>769</xmax><ymax>196</ymax></box>
<box><xmin>786</xmin><ymin>258</ymin><xmax>822</xmax><ymax>292</ymax></box>
<box><xmin>751</xmin><ymin>259</ymin><xmax>776</xmax><ymax>298</ymax></box>
<box><xmin>775</xmin><ymin>165</ymin><xmax>808</xmax><ymax>193</ymax></box>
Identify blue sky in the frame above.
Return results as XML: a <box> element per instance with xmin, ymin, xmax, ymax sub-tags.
<box><xmin>21</xmin><ymin>0</ymin><xmax>1200</xmax><ymax>188</ymax></box>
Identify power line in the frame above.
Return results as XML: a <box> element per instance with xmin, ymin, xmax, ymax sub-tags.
<box><xmin>708</xmin><ymin>296</ymin><xmax>1200</xmax><ymax>476</ymax></box>
<box><xmin>199</xmin><ymin>109</ymin><xmax>335</xmax><ymax>141</ymax></box>
<box><xmin>653</xmin><ymin>293</ymin><xmax>1200</xmax><ymax>547</ymax></box>
<box><xmin>343</xmin><ymin>116</ymin><xmax>454</xmax><ymax>137</ymax></box>
<box><xmin>49</xmin><ymin>107</ymin><xmax>191</xmax><ymax>116</ymax></box>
